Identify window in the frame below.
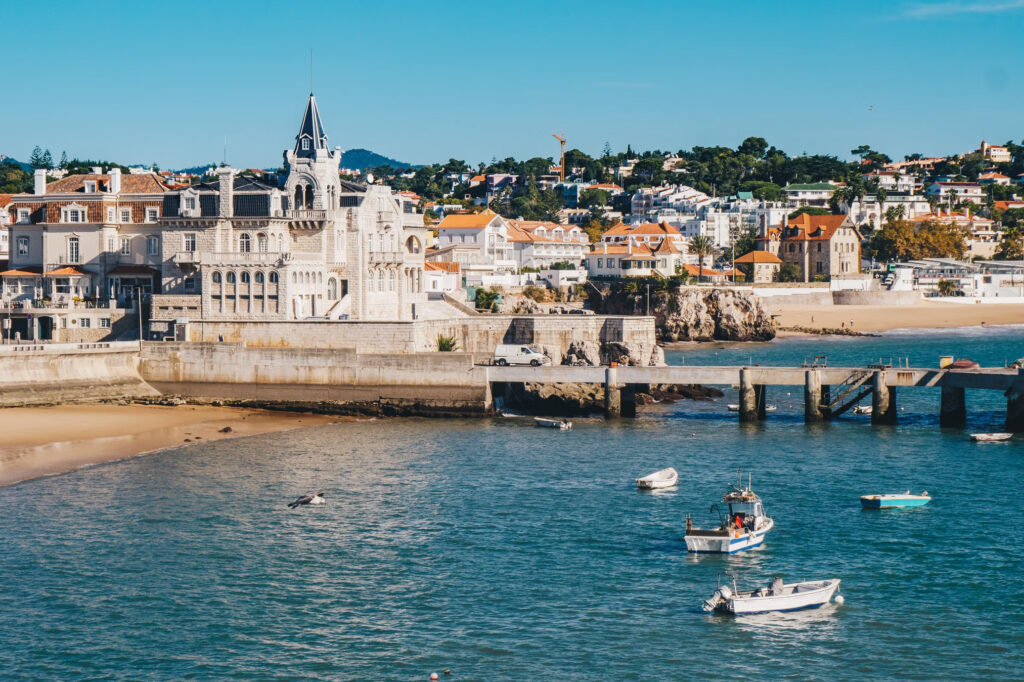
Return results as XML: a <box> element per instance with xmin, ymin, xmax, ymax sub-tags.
<box><xmin>226</xmin><ymin>272</ymin><xmax>236</xmax><ymax>284</ymax></box>
<box><xmin>120</xmin><ymin>237</ymin><xmax>131</xmax><ymax>255</ymax></box>
<box><xmin>146</xmin><ymin>208</ymin><xmax>158</xmax><ymax>223</ymax></box>
<box><xmin>99</xmin><ymin>318</ymin><xmax>111</xmax><ymax>328</ymax></box>
<box><xmin>257</xmin><ymin>233</ymin><xmax>268</xmax><ymax>251</ymax></box>
<box><xmin>367</xmin><ymin>269</ymin><xmax>375</xmax><ymax>292</ymax></box>
<box><xmin>17</xmin><ymin>209</ymin><xmax>30</xmax><ymax>223</ymax></box>
<box><xmin>107</xmin><ymin>207</ymin><xmax>115</xmax><ymax>222</ymax></box>
<box><xmin>239</xmin><ymin>233</ymin><xmax>251</xmax><ymax>252</ymax></box>
<box><xmin>377</xmin><ymin>270</ymin><xmax>385</xmax><ymax>292</ymax></box>
<box><xmin>64</xmin><ymin>207</ymin><xmax>85</xmax><ymax>223</ymax></box>
<box><xmin>255</xmin><ymin>272</ymin><xmax>265</xmax><ymax>284</ymax></box>
<box><xmin>240</xmin><ymin>271</ymin><xmax>250</xmax><ymax>284</ymax></box>
<box><xmin>184</xmin><ymin>277</ymin><xmax>195</xmax><ymax>291</ymax></box>
<box><xmin>147</xmin><ymin>236</ymin><xmax>159</xmax><ymax>256</ymax></box>
<box><xmin>269</xmin><ymin>271</ymin><xmax>278</xmax><ymax>284</ymax></box>
<box><xmin>84</xmin><ymin>181</ymin><xmax>97</xmax><ymax>193</ymax></box>
<box><xmin>108</xmin><ymin>238</ymin><xmax>115</xmax><ymax>252</ymax></box>
<box><xmin>388</xmin><ymin>270</ymin><xmax>395</xmax><ymax>292</ymax></box>
<box><xmin>184</xmin><ymin>197</ymin><xmax>197</xmax><ymax>211</ymax></box>
<box><xmin>184</xmin><ymin>233</ymin><xmax>196</xmax><ymax>252</ymax></box>
<box><xmin>67</xmin><ymin>237</ymin><xmax>79</xmax><ymax>263</ymax></box>
<box><xmin>212</xmin><ymin>272</ymin><xmax>222</xmax><ymax>284</ymax></box>
<box><xmin>80</xmin><ymin>317</ymin><xmax>91</xmax><ymax>328</ymax></box>
<box><xmin>597</xmin><ymin>258</ymin><xmax>603</xmax><ymax>268</ymax></box>
<box><xmin>120</xmin><ymin>209</ymin><xmax>131</xmax><ymax>223</ymax></box>
<box><xmin>327</xmin><ymin>278</ymin><xmax>338</xmax><ymax>299</ymax></box>
<box><xmin>302</xmin><ymin>138</ymin><xmax>310</xmax><ymax>150</ymax></box>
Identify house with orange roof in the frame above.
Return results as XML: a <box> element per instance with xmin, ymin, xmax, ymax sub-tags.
<box><xmin>431</xmin><ymin>209</ymin><xmax>516</xmax><ymax>284</ymax></box>
<box><xmin>599</xmin><ymin>221</ymin><xmax>688</xmax><ymax>252</ymax></box>
<box><xmin>584</xmin><ymin>238</ymin><xmax>689</xmax><ymax>279</ymax></box>
<box><xmin>978</xmin><ymin>140</ymin><xmax>1011</xmax><ymax>164</ymax></box>
<box><xmin>734</xmin><ymin>250</ymin><xmax>782</xmax><ymax>283</ymax></box>
<box><xmin>911</xmin><ymin>208</ymin><xmax>1000</xmax><ymax>259</ymax></box>
<box><xmin>978</xmin><ymin>172</ymin><xmax>1010</xmax><ymax>186</ymax></box>
<box><xmin>506</xmin><ymin>220</ymin><xmax>589</xmax><ymax>270</ymax></box>
<box><xmin>773</xmin><ymin>213</ymin><xmax>862</xmax><ymax>282</ymax></box>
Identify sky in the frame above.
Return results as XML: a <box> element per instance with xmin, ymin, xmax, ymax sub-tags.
<box><xmin>2</xmin><ymin>0</ymin><xmax>1022</xmax><ymax>170</ymax></box>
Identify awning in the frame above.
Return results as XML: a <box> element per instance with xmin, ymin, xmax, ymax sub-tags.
<box><xmin>44</xmin><ymin>266</ymin><xmax>94</xmax><ymax>277</ymax></box>
<box><xmin>1</xmin><ymin>266</ymin><xmax>43</xmax><ymax>277</ymax></box>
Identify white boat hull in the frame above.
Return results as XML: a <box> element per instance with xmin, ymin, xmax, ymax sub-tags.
<box><xmin>971</xmin><ymin>433</ymin><xmax>1012</xmax><ymax>442</ymax></box>
<box><xmin>685</xmin><ymin>518</ymin><xmax>774</xmax><ymax>554</ymax></box>
<box><xmin>637</xmin><ymin>467</ymin><xmax>678</xmax><ymax>489</ymax></box>
<box><xmin>725</xmin><ymin>579</ymin><xmax>840</xmax><ymax>614</ymax></box>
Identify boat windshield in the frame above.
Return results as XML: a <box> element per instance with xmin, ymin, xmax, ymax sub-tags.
<box><xmin>729</xmin><ymin>501</ymin><xmax>762</xmax><ymax>517</ymax></box>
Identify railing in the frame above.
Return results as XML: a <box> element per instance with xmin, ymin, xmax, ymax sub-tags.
<box><xmin>174</xmin><ymin>251</ymin><xmax>200</xmax><ymax>265</ymax></box>
<box><xmin>369</xmin><ymin>251</ymin><xmax>403</xmax><ymax>264</ymax></box>
<box><xmin>207</xmin><ymin>251</ymin><xmax>284</xmax><ymax>264</ymax></box>
<box><xmin>287</xmin><ymin>209</ymin><xmax>328</xmax><ymax>220</ymax></box>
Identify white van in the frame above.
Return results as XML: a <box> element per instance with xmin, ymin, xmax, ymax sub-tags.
<box><xmin>493</xmin><ymin>344</ymin><xmax>551</xmax><ymax>367</ymax></box>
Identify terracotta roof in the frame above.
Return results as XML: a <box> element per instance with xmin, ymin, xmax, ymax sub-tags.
<box><xmin>437</xmin><ymin>209</ymin><xmax>500</xmax><ymax>230</ymax></box>
<box><xmin>603</xmin><ymin>221</ymin><xmax>680</xmax><ymax>237</ymax></box>
<box><xmin>470</xmin><ymin>174</ymin><xmax>486</xmax><ymax>183</ymax></box>
<box><xmin>978</xmin><ymin>172</ymin><xmax>1009</xmax><ymax>179</ymax></box>
<box><xmin>652</xmin><ymin>239</ymin><xmax>683</xmax><ymax>254</ymax></box>
<box><xmin>756</xmin><ymin>227</ymin><xmax>781</xmax><ymax>241</ymax></box>
<box><xmin>44</xmin><ymin>265</ymin><xmax>94</xmax><ymax>276</ymax></box>
<box><xmin>1</xmin><ymin>265</ymin><xmax>43</xmax><ymax>277</ymax></box>
<box><xmin>425</xmin><ymin>261</ymin><xmax>460</xmax><ymax>273</ymax></box>
<box><xmin>911</xmin><ymin>211</ymin><xmax>993</xmax><ymax>225</ymax></box>
<box><xmin>994</xmin><ymin>201</ymin><xmax>1024</xmax><ymax>211</ymax></box>
<box><xmin>734</xmin><ymin>250</ymin><xmax>783</xmax><ymax>264</ymax></box>
<box><xmin>0</xmin><ymin>194</ymin><xmax>12</xmax><ymax>208</ymax></box>
<box><xmin>507</xmin><ymin>220</ymin><xmax>583</xmax><ymax>245</ymax></box>
<box><xmin>44</xmin><ymin>173</ymin><xmax>170</xmax><ymax>194</ymax></box>
<box><xmin>780</xmin><ymin>214</ymin><xmax>851</xmax><ymax>242</ymax></box>
<box><xmin>590</xmin><ymin>183</ymin><xmax>623</xmax><ymax>191</ymax></box>
<box><xmin>590</xmin><ymin>244</ymin><xmax>654</xmax><ymax>256</ymax></box>
<box><xmin>681</xmin><ymin>264</ymin><xmax>726</xmax><ymax>277</ymax></box>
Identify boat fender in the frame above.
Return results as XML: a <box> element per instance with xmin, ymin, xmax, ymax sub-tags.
<box><xmin>834</xmin><ymin>595</ymin><xmax>845</xmax><ymax>605</ymax></box>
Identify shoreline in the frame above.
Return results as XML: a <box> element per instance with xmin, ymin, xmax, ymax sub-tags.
<box><xmin>767</xmin><ymin>300</ymin><xmax>1024</xmax><ymax>334</ymax></box>
<box><xmin>0</xmin><ymin>404</ymin><xmax>337</xmax><ymax>487</ymax></box>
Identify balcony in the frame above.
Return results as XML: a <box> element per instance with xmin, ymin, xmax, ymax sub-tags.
<box><xmin>287</xmin><ymin>209</ymin><xmax>328</xmax><ymax>220</ymax></box>
<box><xmin>368</xmin><ymin>250</ymin><xmax>403</xmax><ymax>264</ymax></box>
<box><xmin>174</xmin><ymin>251</ymin><xmax>200</xmax><ymax>265</ymax></box>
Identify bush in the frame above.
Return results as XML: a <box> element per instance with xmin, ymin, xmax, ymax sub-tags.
<box><xmin>522</xmin><ymin>285</ymin><xmax>547</xmax><ymax>302</ymax></box>
<box><xmin>776</xmin><ymin>263</ymin><xmax>802</xmax><ymax>282</ymax></box>
<box><xmin>813</xmin><ymin>274</ymin><xmax>827</xmax><ymax>282</ymax></box>
<box><xmin>436</xmin><ymin>334</ymin><xmax>458</xmax><ymax>351</ymax></box>
<box><xmin>474</xmin><ymin>288</ymin><xmax>500</xmax><ymax>310</ymax></box>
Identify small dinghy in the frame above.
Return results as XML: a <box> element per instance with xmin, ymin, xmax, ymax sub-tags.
<box><xmin>970</xmin><ymin>432</ymin><xmax>1012</xmax><ymax>442</ymax></box>
<box><xmin>534</xmin><ymin>417</ymin><xmax>572</xmax><ymax>430</ymax></box>
<box><xmin>703</xmin><ymin>577</ymin><xmax>841</xmax><ymax>615</ymax></box>
<box><xmin>860</xmin><ymin>491</ymin><xmax>931</xmax><ymax>509</ymax></box>
<box><xmin>853</xmin><ymin>405</ymin><xmax>872</xmax><ymax>416</ymax></box>
<box><xmin>728</xmin><ymin>404</ymin><xmax>776</xmax><ymax>412</ymax></box>
<box><xmin>636</xmin><ymin>467</ymin><xmax>678</xmax><ymax>490</ymax></box>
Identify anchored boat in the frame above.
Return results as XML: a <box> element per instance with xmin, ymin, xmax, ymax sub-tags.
<box><xmin>534</xmin><ymin>417</ymin><xmax>572</xmax><ymax>430</ymax></box>
<box><xmin>685</xmin><ymin>472</ymin><xmax>774</xmax><ymax>553</ymax></box>
<box><xmin>970</xmin><ymin>432</ymin><xmax>1012</xmax><ymax>442</ymax></box>
<box><xmin>702</xmin><ymin>577</ymin><xmax>841</xmax><ymax>615</ymax></box>
<box><xmin>860</xmin><ymin>491</ymin><xmax>931</xmax><ymax>509</ymax></box>
<box><xmin>636</xmin><ymin>467</ymin><xmax>678</xmax><ymax>490</ymax></box>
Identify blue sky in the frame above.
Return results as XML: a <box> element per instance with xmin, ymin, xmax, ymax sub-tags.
<box><xmin>3</xmin><ymin>0</ymin><xmax>1022</xmax><ymax>169</ymax></box>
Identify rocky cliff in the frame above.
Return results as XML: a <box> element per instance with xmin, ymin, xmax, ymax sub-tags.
<box><xmin>589</xmin><ymin>285</ymin><xmax>776</xmax><ymax>342</ymax></box>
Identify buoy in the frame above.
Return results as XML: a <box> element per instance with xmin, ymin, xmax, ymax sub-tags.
<box><xmin>834</xmin><ymin>595</ymin><xmax>845</xmax><ymax>605</ymax></box>
<box><xmin>430</xmin><ymin>674</ymin><xmax>438</xmax><ymax>681</ymax></box>
<box><xmin>444</xmin><ymin>671</ymin><xmax>451</xmax><ymax>676</ymax></box>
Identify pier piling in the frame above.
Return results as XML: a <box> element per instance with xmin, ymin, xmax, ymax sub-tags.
<box><xmin>604</xmin><ymin>367</ymin><xmax>620</xmax><ymax>419</ymax></box>
<box><xmin>871</xmin><ymin>371</ymin><xmax>897</xmax><ymax>425</ymax></box>
<box><xmin>939</xmin><ymin>385</ymin><xmax>966</xmax><ymax>428</ymax></box>
<box><xmin>804</xmin><ymin>370</ymin><xmax>826</xmax><ymax>422</ymax></box>
<box><xmin>739</xmin><ymin>368</ymin><xmax>758</xmax><ymax>422</ymax></box>
<box><xmin>1006</xmin><ymin>380</ymin><xmax>1024</xmax><ymax>432</ymax></box>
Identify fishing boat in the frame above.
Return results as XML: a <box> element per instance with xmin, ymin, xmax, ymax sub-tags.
<box><xmin>534</xmin><ymin>417</ymin><xmax>572</xmax><ymax>430</ymax></box>
<box><xmin>970</xmin><ymin>432</ymin><xmax>1013</xmax><ymax>442</ymax></box>
<box><xmin>853</xmin><ymin>405</ymin><xmax>872</xmax><ymax>416</ymax></box>
<box><xmin>702</xmin><ymin>577</ymin><xmax>842</xmax><ymax>615</ymax></box>
<box><xmin>685</xmin><ymin>471</ymin><xmax>774</xmax><ymax>553</ymax></box>
<box><xmin>860</xmin><ymin>491</ymin><xmax>931</xmax><ymax>509</ymax></box>
<box><xmin>636</xmin><ymin>467</ymin><xmax>678</xmax><ymax>490</ymax></box>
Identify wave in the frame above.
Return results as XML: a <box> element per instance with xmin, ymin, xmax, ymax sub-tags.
<box><xmin>881</xmin><ymin>323</ymin><xmax>1024</xmax><ymax>338</ymax></box>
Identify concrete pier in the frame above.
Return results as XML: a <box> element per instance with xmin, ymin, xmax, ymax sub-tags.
<box><xmin>871</xmin><ymin>371</ymin><xmax>897</xmax><ymax>425</ymax></box>
<box><xmin>621</xmin><ymin>385</ymin><xmax>637</xmax><ymax>419</ymax></box>
<box><xmin>804</xmin><ymin>370</ymin><xmax>826</xmax><ymax>422</ymax></box>
<box><xmin>739</xmin><ymin>368</ymin><xmax>758</xmax><ymax>422</ymax></box>
<box><xmin>755</xmin><ymin>384</ymin><xmax>767</xmax><ymax>420</ymax></box>
<box><xmin>1006</xmin><ymin>381</ymin><xmax>1024</xmax><ymax>432</ymax></box>
<box><xmin>604</xmin><ymin>367</ymin><xmax>620</xmax><ymax>419</ymax></box>
<box><xmin>939</xmin><ymin>385</ymin><xmax>966</xmax><ymax>428</ymax></box>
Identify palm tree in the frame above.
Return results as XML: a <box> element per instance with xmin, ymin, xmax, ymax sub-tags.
<box><xmin>690</xmin><ymin>235</ymin><xmax>715</xmax><ymax>283</ymax></box>
<box><xmin>936</xmin><ymin>279</ymin><xmax>956</xmax><ymax>297</ymax></box>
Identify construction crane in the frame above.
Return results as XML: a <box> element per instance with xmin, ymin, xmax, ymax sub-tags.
<box><xmin>552</xmin><ymin>132</ymin><xmax>566</xmax><ymax>182</ymax></box>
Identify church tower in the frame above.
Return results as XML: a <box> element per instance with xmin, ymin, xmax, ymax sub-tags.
<box><xmin>283</xmin><ymin>93</ymin><xmax>342</xmax><ymax>211</ymax></box>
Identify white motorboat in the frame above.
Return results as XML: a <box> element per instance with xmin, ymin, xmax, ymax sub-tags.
<box><xmin>970</xmin><ymin>432</ymin><xmax>1013</xmax><ymax>442</ymax></box>
<box><xmin>703</xmin><ymin>577</ymin><xmax>841</xmax><ymax>615</ymax></box>
<box><xmin>636</xmin><ymin>467</ymin><xmax>678</xmax><ymax>490</ymax></box>
<box><xmin>853</xmin><ymin>405</ymin><xmax>872</xmax><ymax>416</ymax></box>
<box><xmin>685</xmin><ymin>471</ymin><xmax>774</xmax><ymax>554</ymax></box>
<box><xmin>535</xmin><ymin>417</ymin><xmax>572</xmax><ymax>430</ymax></box>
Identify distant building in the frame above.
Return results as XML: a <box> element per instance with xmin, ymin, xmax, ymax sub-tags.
<box><xmin>584</xmin><ymin>240</ymin><xmax>687</xmax><ymax>279</ymax></box>
<box><xmin>978</xmin><ymin>172</ymin><xmax>1010</xmax><ymax>186</ymax></box>
<box><xmin>925</xmin><ymin>181</ymin><xmax>985</xmax><ymax>206</ymax></box>
<box><xmin>782</xmin><ymin>182</ymin><xmax>838</xmax><ymax>208</ymax></box>
<box><xmin>734</xmin><ymin>250</ymin><xmax>782</xmax><ymax>283</ymax></box>
<box><xmin>765</xmin><ymin>213</ymin><xmax>861</xmax><ymax>282</ymax></box>
<box><xmin>506</xmin><ymin>220</ymin><xmax>588</xmax><ymax>270</ymax></box>
<box><xmin>978</xmin><ymin>140</ymin><xmax>1011</xmax><ymax>164</ymax></box>
<box><xmin>432</xmin><ymin>210</ymin><xmax>516</xmax><ymax>284</ymax></box>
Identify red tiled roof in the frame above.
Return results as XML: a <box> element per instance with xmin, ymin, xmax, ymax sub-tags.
<box><xmin>780</xmin><ymin>214</ymin><xmax>852</xmax><ymax>242</ymax></box>
<box><xmin>734</xmin><ymin>250</ymin><xmax>783</xmax><ymax>264</ymax></box>
<box><xmin>681</xmin><ymin>264</ymin><xmax>726</xmax><ymax>277</ymax></box>
<box><xmin>425</xmin><ymin>261</ymin><xmax>460</xmax><ymax>273</ymax></box>
<box><xmin>44</xmin><ymin>173</ymin><xmax>169</xmax><ymax>194</ymax></box>
<box><xmin>44</xmin><ymin>265</ymin><xmax>94</xmax><ymax>276</ymax></box>
<box><xmin>1</xmin><ymin>265</ymin><xmax>43</xmax><ymax>277</ymax></box>
<box><xmin>0</xmin><ymin>194</ymin><xmax>13</xmax><ymax>208</ymax></box>
<box><xmin>437</xmin><ymin>209</ymin><xmax>500</xmax><ymax>230</ymax></box>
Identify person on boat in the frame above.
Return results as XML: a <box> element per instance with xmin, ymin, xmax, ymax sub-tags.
<box><xmin>734</xmin><ymin>514</ymin><xmax>744</xmax><ymax>530</ymax></box>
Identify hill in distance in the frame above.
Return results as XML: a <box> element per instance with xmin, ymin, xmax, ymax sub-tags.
<box><xmin>341</xmin><ymin>148</ymin><xmax>416</xmax><ymax>170</ymax></box>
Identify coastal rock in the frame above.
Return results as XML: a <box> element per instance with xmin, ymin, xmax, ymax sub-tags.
<box><xmin>561</xmin><ymin>340</ymin><xmax>600</xmax><ymax>366</ymax></box>
<box><xmin>589</xmin><ymin>285</ymin><xmax>775</xmax><ymax>342</ymax></box>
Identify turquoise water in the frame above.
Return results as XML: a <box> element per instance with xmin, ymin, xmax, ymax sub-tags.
<box><xmin>2</xmin><ymin>327</ymin><xmax>1024</xmax><ymax>680</ymax></box>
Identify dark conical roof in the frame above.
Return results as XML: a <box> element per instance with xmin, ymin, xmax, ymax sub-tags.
<box><xmin>294</xmin><ymin>93</ymin><xmax>328</xmax><ymax>158</ymax></box>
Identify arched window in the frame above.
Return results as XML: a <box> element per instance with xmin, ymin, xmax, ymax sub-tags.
<box><xmin>212</xmin><ymin>271</ymin><xmax>222</xmax><ymax>284</ymax></box>
<box><xmin>367</xmin><ymin>269</ymin><xmax>375</xmax><ymax>292</ymax></box>
<box><xmin>304</xmin><ymin>272</ymin><xmax>310</xmax><ymax>284</ymax></box>
<box><xmin>294</xmin><ymin>186</ymin><xmax>303</xmax><ymax>209</ymax></box>
<box><xmin>255</xmin><ymin>271</ymin><xmax>265</xmax><ymax>284</ymax></box>
<box><xmin>239</xmin><ymin>233</ymin><xmax>251</xmax><ymax>252</ymax></box>
<box><xmin>257</xmin><ymin>233</ymin><xmax>268</xmax><ymax>251</ymax></box>
<box><xmin>269</xmin><ymin>271</ymin><xmax>279</xmax><ymax>284</ymax></box>
<box><xmin>304</xmin><ymin>185</ymin><xmax>313</xmax><ymax>209</ymax></box>
<box><xmin>291</xmin><ymin>272</ymin><xmax>296</xmax><ymax>283</ymax></box>
<box><xmin>241</xmin><ymin>271</ymin><xmax>250</xmax><ymax>284</ymax></box>
<box><xmin>327</xmin><ymin>278</ymin><xmax>338</xmax><ymax>299</ymax></box>
<box><xmin>377</xmin><ymin>270</ymin><xmax>385</xmax><ymax>292</ymax></box>
<box><xmin>67</xmin><ymin>236</ymin><xmax>80</xmax><ymax>263</ymax></box>
<box><xmin>226</xmin><ymin>272</ymin><xmax>236</xmax><ymax>284</ymax></box>
<box><xmin>317</xmin><ymin>272</ymin><xmax>322</xmax><ymax>284</ymax></box>
<box><xmin>405</xmin><ymin>236</ymin><xmax>421</xmax><ymax>254</ymax></box>
<box><xmin>388</xmin><ymin>270</ymin><xmax>396</xmax><ymax>292</ymax></box>
<box><xmin>277</xmin><ymin>234</ymin><xmax>284</xmax><ymax>251</ymax></box>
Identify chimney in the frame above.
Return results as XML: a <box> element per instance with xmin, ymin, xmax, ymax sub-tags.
<box><xmin>33</xmin><ymin>169</ymin><xmax>46</xmax><ymax>195</ymax></box>
<box><xmin>218</xmin><ymin>167</ymin><xmax>236</xmax><ymax>218</ymax></box>
<box><xmin>109</xmin><ymin>168</ymin><xmax>122</xmax><ymax>194</ymax></box>
<box><xmin>90</xmin><ymin>166</ymin><xmax>102</xmax><ymax>174</ymax></box>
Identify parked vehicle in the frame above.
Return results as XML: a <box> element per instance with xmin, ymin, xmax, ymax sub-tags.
<box><xmin>493</xmin><ymin>344</ymin><xmax>551</xmax><ymax>367</ymax></box>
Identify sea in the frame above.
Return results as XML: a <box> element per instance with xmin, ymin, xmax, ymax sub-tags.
<box><xmin>2</xmin><ymin>326</ymin><xmax>1023</xmax><ymax>680</ymax></box>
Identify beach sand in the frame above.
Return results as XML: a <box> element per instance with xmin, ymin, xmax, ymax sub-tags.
<box><xmin>773</xmin><ymin>300</ymin><xmax>1024</xmax><ymax>334</ymax></box>
<box><xmin>0</xmin><ymin>404</ymin><xmax>336</xmax><ymax>487</ymax></box>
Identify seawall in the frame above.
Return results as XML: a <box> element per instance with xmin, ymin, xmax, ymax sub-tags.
<box><xmin>0</xmin><ymin>342</ymin><xmax>158</xmax><ymax>407</ymax></box>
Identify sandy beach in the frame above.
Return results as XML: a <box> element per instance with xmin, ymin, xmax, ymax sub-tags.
<box><xmin>772</xmin><ymin>300</ymin><xmax>1024</xmax><ymax>334</ymax></box>
<box><xmin>0</xmin><ymin>404</ymin><xmax>336</xmax><ymax>487</ymax></box>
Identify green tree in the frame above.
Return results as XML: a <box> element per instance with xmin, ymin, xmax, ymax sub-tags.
<box><xmin>578</xmin><ymin>188</ymin><xmax>609</xmax><ymax>209</ymax></box>
<box><xmin>474</xmin><ymin>288</ymin><xmax>500</xmax><ymax>311</ymax></box>
<box><xmin>690</xmin><ymin>235</ymin><xmax>715</xmax><ymax>282</ymax></box>
<box><xmin>776</xmin><ymin>263</ymin><xmax>802</xmax><ymax>282</ymax></box>
<box><xmin>0</xmin><ymin>160</ymin><xmax>32</xmax><ymax>193</ymax></box>
<box><xmin>28</xmin><ymin>146</ymin><xmax>45</xmax><ymax>169</ymax></box>
<box><xmin>789</xmin><ymin>206</ymin><xmax>831</xmax><ymax>219</ymax></box>
<box><xmin>936</xmin><ymin>279</ymin><xmax>957</xmax><ymax>296</ymax></box>
<box><xmin>732</xmin><ymin>227</ymin><xmax>758</xmax><ymax>257</ymax></box>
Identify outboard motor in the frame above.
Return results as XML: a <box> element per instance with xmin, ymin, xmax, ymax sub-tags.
<box><xmin>702</xmin><ymin>585</ymin><xmax>733</xmax><ymax>612</ymax></box>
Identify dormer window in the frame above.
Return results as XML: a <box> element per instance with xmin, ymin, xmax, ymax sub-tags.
<box><xmin>61</xmin><ymin>204</ymin><xmax>88</xmax><ymax>223</ymax></box>
<box><xmin>84</xmin><ymin>181</ymin><xmax>97</xmax><ymax>193</ymax></box>
<box><xmin>302</xmin><ymin>138</ymin><xmax>310</xmax><ymax>150</ymax></box>
<box><xmin>146</xmin><ymin>207</ymin><xmax>159</xmax><ymax>223</ymax></box>
<box><xmin>120</xmin><ymin>208</ymin><xmax>131</xmax><ymax>223</ymax></box>
<box><xmin>17</xmin><ymin>209</ymin><xmax>31</xmax><ymax>224</ymax></box>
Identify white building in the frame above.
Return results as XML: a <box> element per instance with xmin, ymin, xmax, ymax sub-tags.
<box><xmin>846</xmin><ymin>193</ymin><xmax>932</xmax><ymax>231</ymax></box>
<box><xmin>783</xmin><ymin>182</ymin><xmax>838</xmax><ymax>207</ymax></box>
<box><xmin>506</xmin><ymin>220</ymin><xmax>588</xmax><ymax>270</ymax></box>
<box><xmin>431</xmin><ymin>210</ymin><xmax>516</xmax><ymax>285</ymax></box>
<box><xmin>926</xmin><ymin>181</ymin><xmax>985</xmax><ymax>206</ymax></box>
<box><xmin>631</xmin><ymin>185</ymin><xmax>712</xmax><ymax>216</ymax></box>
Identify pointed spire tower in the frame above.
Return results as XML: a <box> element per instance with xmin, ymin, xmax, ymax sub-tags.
<box><xmin>284</xmin><ymin>92</ymin><xmax>341</xmax><ymax>212</ymax></box>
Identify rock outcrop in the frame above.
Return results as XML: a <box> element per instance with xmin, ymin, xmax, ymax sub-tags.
<box><xmin>590</xmin><ymin>285</ymin><xmax>775</xmax><ymax>342</ymax></box>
